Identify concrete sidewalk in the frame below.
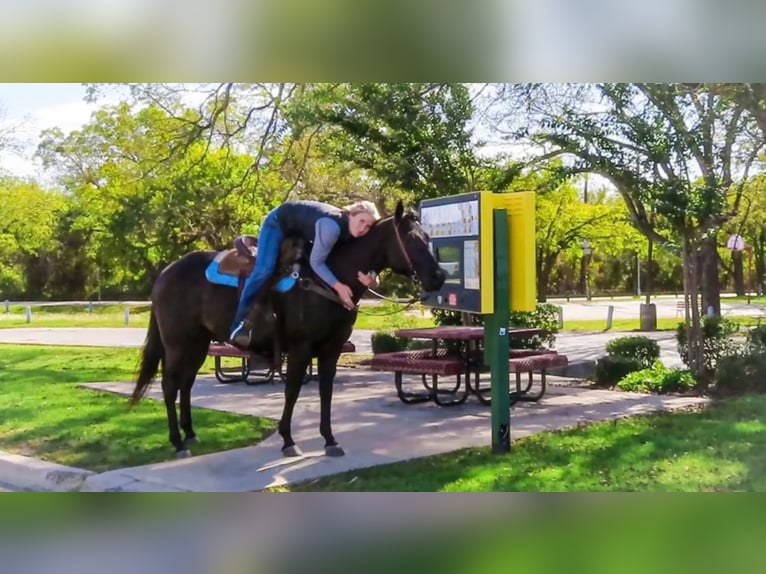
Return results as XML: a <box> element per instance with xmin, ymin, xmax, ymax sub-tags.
<box><xmin>61</xmin><ymin>369</ymin><xmax>705</xmax><ymax>492</ymax></box>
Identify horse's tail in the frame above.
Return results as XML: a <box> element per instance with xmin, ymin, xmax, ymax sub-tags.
<box><xmin>129</xmin><ymin>309</ymin><xmax>164</xmax><ymax>407</ymax></box>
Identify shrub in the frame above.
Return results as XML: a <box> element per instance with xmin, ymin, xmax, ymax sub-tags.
<box><xmin>371</xmin><ymin>331</ymin><xmax>410</xmax><ymax>354</ymax></box>
<box><xmin>713</xmin><ymin>348</ymin><xmax>766</xmax><ymax>396</ymax></box>
<box><xmin>746</xmin><ymin>324</ymin><xmax>766</xmax><ymax>351</ymax></box>
<box><xmin>676</xmin><ymin>315</ymin><xmax>739</xmax><ymax>373</ymax></box>
<box><xmin>605</xmin><ymin>336</ymin><xmax>660</xmax><ymax>368</ymax></box>
<box><xmin>594</xmin><ymin>356</ymin><xmax>644</xmax><ymax>388</ymax></box>
<box><xmin>430</xmin><ymin>303</ymin><xmax>560</xmax><ymax>349</ymax></box>
<box><xmin>616</xmin><ymin>361</ymin><xmax>696</xmax><ymax>394</ymax></box>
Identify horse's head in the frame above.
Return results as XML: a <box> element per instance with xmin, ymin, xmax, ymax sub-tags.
<box><xmin>384</xmin><ymin>200</ymin><xmax>446</xmax><ymax>293</ymax></box>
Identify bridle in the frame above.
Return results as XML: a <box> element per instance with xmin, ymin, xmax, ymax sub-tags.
<box><xmin>357</xmin><ymin>216</ymin><xmax>425</xmax><ymax>316</ymax></box>
<box><xmin>391</xmin><ymin>216</ymin><xmax>419</xmax><ymax>285</ymax></box>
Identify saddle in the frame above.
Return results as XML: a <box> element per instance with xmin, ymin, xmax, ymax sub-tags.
<box><xmin>205</xmin><ymin>235</ymin><xmax>258</xmax><ymax>294</ymax></box>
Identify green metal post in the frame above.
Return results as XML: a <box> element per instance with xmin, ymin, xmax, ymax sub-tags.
<box><xmin>484</xmin><ymin>209</ymin><xmax>511</xmax><ymax>453</ymax></box>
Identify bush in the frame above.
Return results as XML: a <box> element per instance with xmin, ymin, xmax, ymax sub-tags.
<box><xmin>676</xmin><ymin>315</ymin><xmax>739</xmax><ymax>373</ymax></box>
<box><xmin>370</xmin><ymin>331</ymin><xmax>410</xmax><ymax>354</ymax></box>
<box><xmin>713</xmin><ymin>348</ymin><xmax>766</xmax><ymax>396</ymax></box>
<box><xmin>594</xmin><ymin>356</ymin><xmax>644</xmax><ymax>388</ymax></box>
<box><xmin>616</xmin><ymin>361</ymin><xmax>696</xmax><ymax>394</ymax></box>
<box><xmin>429</xmin><ymin>302</ymin><xmax>560</xmax><ymax>349</ymax></box>
<box><xmin>746</xmin><ymin>324</ymin><xmax>766</xmax><ymax>351</ymax></box>
<box><xmin>605</xmin><ymin>336</ymin><xmax>660</xmax><ymax>368</ymax></box>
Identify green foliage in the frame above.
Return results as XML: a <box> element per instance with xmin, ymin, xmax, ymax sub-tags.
<box><xmin>594</xmin><ymin>356</ymin><xmax>644</xmax><ymax>388</ymax></box>
<box><xmin>616</xmin><ymin>361</ymin><xmax>696</xmax><ymax>394</ymax></box>
<box><xmin>746</xmin><ymin>324</ymin><xmax>766</xmax><ymax>351</ymax></box>
<box><xmin>429</xmin><ymin>303</ymin><xmax>559</xmax><ymax>349</ymax></box>
<box><xmin>605</xmin><ymin>336</ymin><xmax>660</xmax><ymax>368</ymax></box>
<box><xmin>288</xmin><ymin>83</ymin><xmax>477</xmax><ymax>200</ymax></box>
<box><xmin>371</xmin><ymin>331</ymin><xmax>410</xmax><ymax>354</ymax></box>
<box><xmin>714</xmin><ymin>349</ymin><xmax>766</xmax><ymax>396</ymax></box>
<box><xmin>676</xmin><ymin>315</ymin><xmax>740</xmax><ymax>373</ymax></box>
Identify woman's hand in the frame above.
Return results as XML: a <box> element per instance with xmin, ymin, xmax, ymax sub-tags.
<box><xmin>333</xmin><ymin>281</ymin><xmax>355</xmax><ymax>310</ymax></box>
<box><xmin>357</xmin><ymin>271</ymin><xmax>378</xmax><ymax>289</ymax></box>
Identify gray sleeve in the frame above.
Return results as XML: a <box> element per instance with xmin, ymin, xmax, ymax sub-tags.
<box><xmin>310</xmin><ymin>218</ymin><xmax>341</xmax><ymax>286</ymax></box>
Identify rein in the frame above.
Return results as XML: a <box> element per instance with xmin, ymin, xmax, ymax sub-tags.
<box><xmin>355</xmin><ymin>291</ymin><xmax>423</xmax><ymax>316</ymax></box>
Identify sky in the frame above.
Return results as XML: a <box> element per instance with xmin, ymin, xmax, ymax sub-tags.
<box><xmin>0</xmin><ymin>83</ymin><xmax>101</xmax><ymax>179</ymax></box>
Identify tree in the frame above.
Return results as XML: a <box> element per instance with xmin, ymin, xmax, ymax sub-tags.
<box><xmin>286</xmin><ymin>83</ymin><xmax>479</xmax><ymax>201</ymax></box>
<box><xmin>489</xmin><ymin>83</ymin><xmax>764</xmax><ymax>376</ymax></box>
<box><xmin>37</xmin><ymin>102</ymin><xmax>268</xmax><ymax>296</ymax></box>
<box><xmin>0</xmin><ymin>177</ymin><xmax>67</xmax><ymax>297</ymax></box>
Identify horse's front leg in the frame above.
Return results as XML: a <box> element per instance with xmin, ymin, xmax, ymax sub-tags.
<box><xmin>316</xmin><ymin>352</ymin><xmax>344</xmax><ymax>457</ymax></box>
<box><xmin>278</xmin><ymin>347</ymin><xmax>312</xmax><ymax>457</ymax></box>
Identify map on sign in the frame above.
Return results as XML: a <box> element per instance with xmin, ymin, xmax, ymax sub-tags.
<box><xmin>463</xmin><ymin>240</ymin><xmax>480</xmax><ymax>289</ymax></box>
<box><xmin>420</xmin><ymin>199</ymin><xmax>479</xmax><ymax>238</ymax></box>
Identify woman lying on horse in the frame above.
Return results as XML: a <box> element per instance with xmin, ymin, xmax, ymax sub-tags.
<box><xmin>229</xmin><ymin>199</ymin><xmax>381</xmax><ymax>348</ymax></box>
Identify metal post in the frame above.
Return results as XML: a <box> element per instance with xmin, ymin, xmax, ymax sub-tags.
<box><xmin>25</xmin><ymin>306</ymin><xmax>32</xmax><ymax>323</ymax></box>
<box><xmin>124</xmin><ymin>307</ymin><xmax>130</xmax><ymax>325</ymax></box>
<box><xmin>4</xmin><ymin>300</ymin><xmax>8</xmax><ymax>313</ymax></box>
<box><xmin>484</xmin><ymin>209</ymin><xmax>511</xmax><ymax>454</ymax></box>
<box><xmin>606</xmin><ymin>305</ymin><xmax>614</xmax><ymax>330</ymax></box>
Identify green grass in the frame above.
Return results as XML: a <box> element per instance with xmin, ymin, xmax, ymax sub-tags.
<box><xmin>0</xmin><ymin>344</ymin><xmax>276</xmax><ymax>472</ymax></box>
<box><xmin>563</xmin><ymin>314</ymin><xmax>765</xmax><ymax>332</ymax></box>
<box><xmin>351</xmin><ymin>302</ymin><xmax>436</xmax><ymax>330</ymax></box>
<box><xmin>0</xmin><ymin>304</ymin><xmax>152</xmax><ymax>328</ymax></box>
<box><xmin>278</xmin><ymin>395</ymin><xmax>766</xmax><ymax>491</ymax></box>
<box><xmin>0</xmin><ymin>302</ymin><xmax>435</xmax><ymax>331</ymax></box>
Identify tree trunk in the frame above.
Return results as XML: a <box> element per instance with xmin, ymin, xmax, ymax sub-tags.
<box><xmin>756</xmin><ymin>233</ymin><xmax>765</xmax><ymax>296</ymax></box>
<box><xmin>732</xmin><ymin>249</ymin><xmax>745</xmax><ymax>296</ymax></box>
<box><xmin>645</xmin><ymin>238</ymin><xmax>653</xmax><ymax>304</ymax></box>
<box><xmin>700</xmin><ymin>235</ymin><xmax>721</xmax><ymax>316</ymax></box>
<box><xmin>683</xmin><ymin>234</ymin><xmax>705</xmax><ymax>377</ymax></box>
<box><xmin>536</xmin><ymin>251</ymin><xmax>559</xmax><ymax>303</ymax></box>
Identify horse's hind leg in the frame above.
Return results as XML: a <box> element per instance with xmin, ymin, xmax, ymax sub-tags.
<box><xmin>160</xmin><ymin>371</ymin><xmax>186</xmax><ymax>456</ymax></box>
<box><xmin>316</xmin><ymin>352</ymin><xmax>344</xmax><ymax>457</ymax></box>
<box><xmin>178</xmin><ymin>337</ymin><xmax>210</xmax><ymax>449</ymax></box>
<box><xmin>278</xmin><ymin>346</ymin><xmax>312</xmax><ymax>457</ymax></box>
<box><xmin>161</xmin><ymin>341</ymin><xmax>207</xmax><ymax>457</ymax></box>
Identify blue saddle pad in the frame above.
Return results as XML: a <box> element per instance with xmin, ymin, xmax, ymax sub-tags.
<box><xmin>205</xmin><ymin>255</ymin><xmax>240</xmax><ymax>287</ymax></box>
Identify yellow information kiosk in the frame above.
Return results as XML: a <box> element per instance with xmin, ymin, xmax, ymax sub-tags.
<box><xmin>420</xmin><ymin>190</ymin><xmax>536</xmax><ymax>452</ymax></box>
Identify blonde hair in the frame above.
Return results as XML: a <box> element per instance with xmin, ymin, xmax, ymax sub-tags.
<box><xmin>344</xmin><ymin>200</ymin><xmax>381</xmax><ymax>220</ymax></box>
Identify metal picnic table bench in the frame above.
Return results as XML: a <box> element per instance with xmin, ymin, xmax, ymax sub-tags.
<box><xmin>365</xmin><ymin>325</ymin><xmax>568</xmax><ymax>407</ymax></box>
<box><xmin>208</xmin><ymin>340</ymin><xmax>356</xmax><ymax>385</ymax></box>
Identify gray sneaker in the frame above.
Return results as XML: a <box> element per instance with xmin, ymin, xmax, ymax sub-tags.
<box><xmin>229</xmin><ymin>321</ymin><xmax>251</xmax><ymax>348</ymax></box>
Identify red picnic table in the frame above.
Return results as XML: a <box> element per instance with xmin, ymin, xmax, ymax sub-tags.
<box><xmin>365</xmin><ymin>325</ymin><xmax>566</xmax><ymax>406</ymax></box>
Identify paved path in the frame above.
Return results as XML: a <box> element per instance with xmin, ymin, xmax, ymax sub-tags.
<box><xmin>77</xmin><ymin>370</ymin><xmax>705</xmax><ymax>492</ymax></box>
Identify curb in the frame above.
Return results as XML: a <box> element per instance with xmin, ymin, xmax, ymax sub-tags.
<box><xmin>0</xmin><ymin>451</ymin><xmax>93</xmax><ymax>492</ymax></box>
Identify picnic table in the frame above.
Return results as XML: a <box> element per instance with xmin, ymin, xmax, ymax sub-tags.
<box><xmin>366</xmin><ymin>325</ymin><xmax>568</xmax><ymax>406</ymax></box>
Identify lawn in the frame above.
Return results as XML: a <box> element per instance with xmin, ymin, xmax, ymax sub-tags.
<box><xmin>277</xmin><ymin>394</ymin><xmax>766</xmax><ymax>491</ymax></box>
<box><xmin>0</xmin><ymin>344</ymin><xmax>276</xmax><ymax>472</ymax></box>
<box><xmin>0</xmin><ymin>302</ymin><xmax>435</xmax><ymax>331</ymax></box>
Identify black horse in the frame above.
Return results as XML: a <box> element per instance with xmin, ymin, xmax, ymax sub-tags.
<box><xmin>129</xmin><ymin>201</ymin><xmax>446</xmax><ymax>457</ymax></box>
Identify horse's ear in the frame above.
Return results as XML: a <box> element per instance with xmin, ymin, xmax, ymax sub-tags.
<box><xmin>394</xmin><ymin>200</ymin><xmax>404</xmax><ymax>222</ymax></box>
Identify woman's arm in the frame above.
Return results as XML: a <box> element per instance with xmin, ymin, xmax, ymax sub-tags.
<box><xmin>310</xmin><ymin>218</ymin><xmax>342</xmax><ymax>286</ymax></box>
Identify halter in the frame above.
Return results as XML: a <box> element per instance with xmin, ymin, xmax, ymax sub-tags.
<box><xmin>392</xmin><ymin>217</ymin><xmax>419</xmax><ymax>284</ymax></box>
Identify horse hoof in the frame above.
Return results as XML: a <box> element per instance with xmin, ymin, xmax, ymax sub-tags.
<box><xmin>176</xmin><ymin>449</ymin><xmax>192</xmax><ymax>458</ymax></box>
<box><xmin>325</xmin><ymin>445</ymin><xmax>345</xmax><ymax>457</ymax></box>
<box><xmin>184</xmin><ymin>436</ymin><xmax>199</xmax><ymax>446</ymax></box>
<box><xmin>282</xmin><ymin>445</ymin><xmax>303</xmax><ymax>457</ymax></box>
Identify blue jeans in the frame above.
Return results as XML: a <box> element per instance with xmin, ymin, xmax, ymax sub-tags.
<box><xmin>230</xmin><ymin>208</ymin><xmax>283</xmax><ymax>329</ymax></box>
